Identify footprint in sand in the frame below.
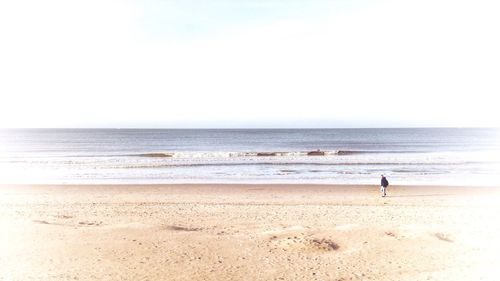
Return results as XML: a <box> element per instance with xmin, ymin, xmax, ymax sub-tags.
<box><xmin>385</xmin><ymin>231</ymin><xmax>397</xmax><ymax>237</ymax></box>
<box><xmin>78</xmin><ymin>221</ymin><xmax>102</xmax><ymax>226</ymax></box>
<box><xmin>57</xmin><ymin>215</ymin><xmax>73</xmax><ymax>219</ymax></box>
<box><xmin>165</xmin><ymin>225</ymin><xmax>202</xmax><ymax>232</ymax></box>
<box><xmin>309</xmin><ymin>238</ymin><xmax>340</xmax><ymax>251</ymax></box>
<box><xmin>268</xmin><ymin>235</ymin><xmax>340</xmax><ymax>252</ymax></box>
<box><xmin>434</xmin><ymin>232</ymin><xmax>454</xmax><ymax>242</ymax></box>
<box><xmin>263</xmin><ymin>225</ymin><xmax>339</xmax><ymax>252</ymax></box>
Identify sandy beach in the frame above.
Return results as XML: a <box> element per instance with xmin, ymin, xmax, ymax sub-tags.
<box><xmin>1</xmin><ymin>184</ymin><xmax>500</xmax><ymax>281</ymax></box>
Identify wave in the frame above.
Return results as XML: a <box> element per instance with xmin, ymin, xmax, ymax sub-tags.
<box><xmin>131</xmin><ymin>150</ymin><xmax>368</xmax><ymax>158</ymax></box>
<box><xmin>0</xmin><ymin>150</ymin><xmax>422</xmax><ymax>160</ymax></box>
<box><xmin>137</xmin><ymin>153</ymin><xmax>173</xmax><ymax>157</ymax></box>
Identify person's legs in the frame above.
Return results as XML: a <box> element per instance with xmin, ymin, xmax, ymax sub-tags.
<box><xmin>380</xmin><ymin>186</ymin><xmax>385</xmax><ymax>197</ymax></box>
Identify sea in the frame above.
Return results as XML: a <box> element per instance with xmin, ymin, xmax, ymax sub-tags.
<box><xmin>0</xmin><ymin>128</ymin><xmax>499</xmax><ymax>186</ymax></box>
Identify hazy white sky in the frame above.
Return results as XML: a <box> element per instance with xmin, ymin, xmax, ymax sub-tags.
<box><xmin>0</xmin><ymin>0</ymin><xmax>499</xmax><ymax>128</ymax></box>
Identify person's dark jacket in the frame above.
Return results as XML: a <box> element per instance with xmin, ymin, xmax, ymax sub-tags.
<box><xmin>381</xmin><ymin>177</ymin><xmax>389</xmax><ymax>187</ymax></box>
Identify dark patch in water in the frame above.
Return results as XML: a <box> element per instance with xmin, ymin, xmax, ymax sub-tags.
<box><xmin>138</xmin><ymin>153</ymin><xmax>173</xmax><ymax>157</ymax></box>
<box><xmin>307</xmin><ymin>150</ymin><xmax>325</xmax><ymax>156</ymax></box>
<box><xmin>257</xmin><ymin>152</ymin><xmax>277</xmax><ymax>156</ymax></box>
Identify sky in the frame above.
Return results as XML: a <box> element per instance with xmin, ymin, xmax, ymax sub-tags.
<box><xmin>0</xmin><ymin>0</ymin><xmax>499</xmax><ymax>128</ymax></box>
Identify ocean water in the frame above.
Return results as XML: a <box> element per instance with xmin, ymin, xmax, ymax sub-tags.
<box><xmin>0</xmin><ymin>128</ymin><xmax>499</xmax><ymax>185</ymax></box>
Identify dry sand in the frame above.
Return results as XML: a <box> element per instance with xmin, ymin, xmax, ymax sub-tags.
<box><xmin>1</xmin><ymin>184</ymin><xmax>500</xmax><ymax>281</ymax></box>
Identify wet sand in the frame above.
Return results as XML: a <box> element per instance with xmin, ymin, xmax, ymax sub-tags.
<box><xmin>1</xmin><ymin>184</ymin><xmax>500</xmax><ymax>281</ymax></box>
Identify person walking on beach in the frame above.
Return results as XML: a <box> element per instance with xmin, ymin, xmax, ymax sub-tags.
<box><xmin>380</xmin><ymin>175</ymin><xmax>389</xmax><ymax>197</ymax></box>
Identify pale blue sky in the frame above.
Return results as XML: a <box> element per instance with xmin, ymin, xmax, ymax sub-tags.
<box><xmin>0</xmin><ymin>0</ymin><xmax>499</xmax><ymax>128</ymax></box>
<box><xmin>137</xmin><ymin>1</ymin><xmax>323</xmax><ymax>37</ymax></box>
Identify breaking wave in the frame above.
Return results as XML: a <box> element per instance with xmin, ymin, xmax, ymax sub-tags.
<box><xmin>133</xmin><ymin>150</ymin><xmax>367</xmax><ymax>158</ymax></box>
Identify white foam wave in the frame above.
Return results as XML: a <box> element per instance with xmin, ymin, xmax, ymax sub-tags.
<box><xmin>136</xmin><ymin>150</ymin><xmax>348</xmax><ymax>158</ymax></box>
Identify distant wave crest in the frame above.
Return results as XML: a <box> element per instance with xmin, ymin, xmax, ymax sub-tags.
<box><xmin>137</xmin><ymin>153</ymin><xmax>174</xmax><ymax>157</ymax></box>
<box><xmin>132</xmin><ymin>150</ymin><xmax>365</xmax><ymax>158</ymax></box>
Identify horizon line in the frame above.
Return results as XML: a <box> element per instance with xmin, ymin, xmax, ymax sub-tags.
<box><xmin>1</xmin><ymin>126</ymin><xmax>498</xmax><ymax>130</ymax></box>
